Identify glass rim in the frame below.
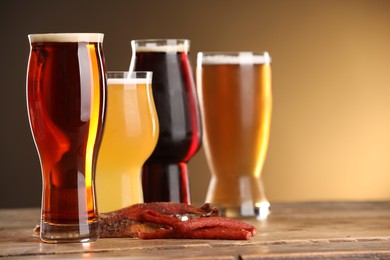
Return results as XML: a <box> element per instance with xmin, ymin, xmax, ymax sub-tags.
<box><xmin>131</xmin><ymin>39</ymin><xmax>190</xmax><ymax>44</ymax></box>
<box><xmin>131</xmin><ymin>39</ymin><xmax>190</xmax><ymax>52</ymax></box>
<box><xmin>28</xmin><ymin>33</ymin><xmax>104</xmax><ymax>43</ymax></box>
<box><xmin>197</xmin><ymin>51</ymin><xmax>272</xmax><ymax>64</ymax></box>
<box><xmin>107</xmin><ymin>71</ymin><xmax>153</xmax><ymax>85</ymax></box>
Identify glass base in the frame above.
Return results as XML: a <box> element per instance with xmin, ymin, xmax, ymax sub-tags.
<box><xmin>40</xmin><ymin>221</ymin><xmax>99</xmax><ymax>243</ymax></box>
<box><xmin>218</xmin><ymin>201</ymin><xmax>270</xmax><ymax>220</ymax></box>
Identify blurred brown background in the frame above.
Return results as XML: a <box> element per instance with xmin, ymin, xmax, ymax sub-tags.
<box><xmin>1</xmin><ymin>0</ymin><xmax>390</xmax><ymax>208</ymax></box>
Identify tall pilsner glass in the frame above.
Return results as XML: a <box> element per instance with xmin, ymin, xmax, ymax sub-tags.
<box><xmin>129</xmin><ymin>39</ymin><xmax>202</xmax><ymax>203</ymax></box>
<box><xmin>27</xmin><ymin>33</ymin><xmax>106</xmax><ymax>243</ymax></box>
<box><xmin>96</xmin><ymin>72</ymin><xmax>159</xmax><ymax>213</ymax></box>
<box><xmin>197</xmin><ymin>52</ymin><xmax>272</xmax><ymax>218</ymax></box>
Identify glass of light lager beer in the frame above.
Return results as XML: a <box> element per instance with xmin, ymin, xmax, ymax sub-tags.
<box><xmin>26</xmin><ymin>33</ymin><xmax>106</xmax><ymax>242</ymax></box>
<box><xmin>96</xmin><ymin>72</ymin><xmax>159</xmax><ymax>213</ymax></box>
<box><xmin>197</xmin><ymin>52</ymin><xmax>272</xmax><ymax>219</ymax></box>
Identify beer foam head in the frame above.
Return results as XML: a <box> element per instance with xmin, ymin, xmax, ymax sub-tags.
<box><xmin>28</xmin><ymin>33</ymin><xmax>104</xmax><ymax>43</ymax></box>
<box><xmin>107</xmin><ymin>71</ymin><xmax>152</xmax><ymax>85</ymax></box>
<box><xmin>131</xmin><ymin>39</ymin><xmax>190</xmax><ymax>52</ymax></box>
<box><xmin>198</xmin><ymin>52</ymin><xmax>271</xmax><ymax>64</ymax></box>
<box><xmin>107</xmin><ymin>78</ymin><xmax>151</xmax><ymax>85</ymax></box>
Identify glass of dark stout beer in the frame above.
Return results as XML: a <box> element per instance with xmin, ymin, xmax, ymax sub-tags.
<box><xmin>129</xmin><ymin>39</ymin><xmax>202</xmax><ymax>204</ymax></box>
<box><xmin>26</xmin><ymin>33</ymin><xmax>106</xmax><ymax>243</ymax></box>
<box><xmin>197</xmin><ymin>52</ymin><xmax>272</xmax><ymax>219</ymax></box>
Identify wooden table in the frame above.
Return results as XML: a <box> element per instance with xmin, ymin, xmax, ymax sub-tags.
<box><xmin>1</xmin><ymin>202</ymin><xmax>390</xmax><ymax>259</ymax></box>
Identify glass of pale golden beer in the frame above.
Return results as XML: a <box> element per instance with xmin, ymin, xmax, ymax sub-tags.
<box><xmin>96</xmin><ymin>71</ymin><xmax>159</xmax><ymax>213</ymax></box>
<box><xmin>26</xmin><ymin>33</ymin><xmax>106</xmax><ymax>243</ymax></box>
<box><xmin>197</xmin><ymin>52</ymin><xmax>272</xmax><ymax>219</ymax></box>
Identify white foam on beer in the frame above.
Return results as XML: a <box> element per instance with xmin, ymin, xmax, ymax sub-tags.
<box><xmin>107</xmin><ymin>78</ymin><xmax>151</xmax><ymax>85</ymax></box>
<box><xmin>133</xmin><ymin>40</ymin><xmax>189</xmax><ymax>52</ymax></box>
<box><xmin>199</xmin><ymin>52</ymin><xmax>271</xmax><ymax>64</ymax></box>
<box><xmin>28</xmin><ymin>33</ymin><xmax>104</xmax><ymax>43</ymax></box>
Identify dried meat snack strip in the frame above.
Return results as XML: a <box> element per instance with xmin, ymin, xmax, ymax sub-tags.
<box><xmin>101</xmin><ymin>202</ymin><xmax>219</xmax><ymax>221</ymax></box>
<box><xmin>139</xmin><ymin>210</ymin><xmax>181</xmax><ymax>226</ymax></box>
<box><xmin>132</xmin><ymin>209</ymin><xmax>257</xmax><ymax>240</ymax></box>
<box><xmin>35</xmin><ymin>202</ymin><xmax>257</xmax><ymax>240</ymax></box>
<box><xmin>137</xmin><ymin>226</ymin><xmax>175</xmax><ymax>239</ymax></box>
<box><xmin>178</xmin><ymin>227</ymin><xmax>253</xmax><ymax>240</ymax></box>
<box><xmin>173</xmin><ymin>216</ymin><xmax>256</xmax><ymax>236</ymax></box>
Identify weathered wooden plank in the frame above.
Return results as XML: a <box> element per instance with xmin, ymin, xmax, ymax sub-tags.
<box><xmin>1</xmin><ymin>202</ymin><xmax>390</xmax><ymax>259</ymax></box>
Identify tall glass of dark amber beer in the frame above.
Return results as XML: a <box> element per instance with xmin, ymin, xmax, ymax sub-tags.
<box><xmin>197</xmin><ymin>52</ymin><xmax>272</xmax><ymax>218</ymax></box>
<box><xmin>129</xmin><ymin>39</ymin><xmax>202</xmax><ymax>204</ymax></box>
<box><xmin>26</xmin><ymin>33</ymin><xmax>106</xmax><ymax>243</ymax></box>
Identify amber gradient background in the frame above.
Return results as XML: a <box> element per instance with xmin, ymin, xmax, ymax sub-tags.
<box><xmin>1</xmin><ymin>0</ymin><xmax>390</xmax><ymax>208</ymax></box>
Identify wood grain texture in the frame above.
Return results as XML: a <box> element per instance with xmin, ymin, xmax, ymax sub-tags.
<box><xmin>1</xmin><ymin>202</ymin><xmax>390</xmax><ymax>259</ymax></box>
